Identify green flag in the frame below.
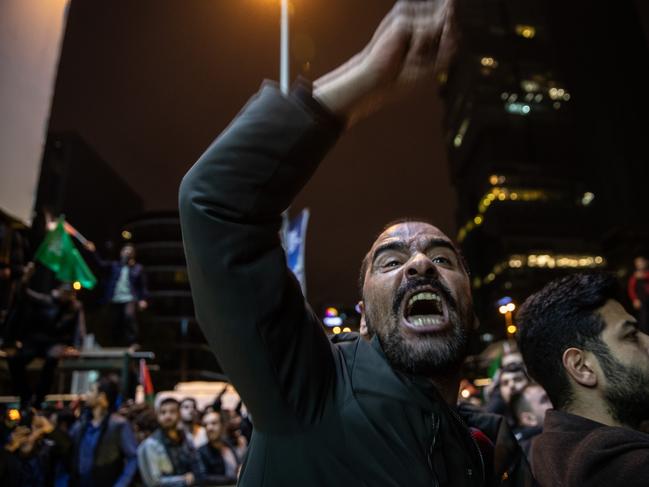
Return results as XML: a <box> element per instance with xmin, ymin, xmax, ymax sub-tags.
<box><xmin>35</xmin><ymin>219</ymin><xmax>97</xmax><ymax>289</ymax></box>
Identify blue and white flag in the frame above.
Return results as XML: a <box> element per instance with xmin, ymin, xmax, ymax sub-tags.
<box><xmin>283</xmin><ymin>208</ymin><xmax>310</xmax><ymax>296</ymax></box>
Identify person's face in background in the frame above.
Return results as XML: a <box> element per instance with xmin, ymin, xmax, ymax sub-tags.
<box><xmin>179</xmin><ymin>400</ymin><xmax>196</xmax><ymax>423</ymax></box>
<box><xmin>157</xmin><ymin>402</ymin><xmax>180</xmax><ymax>431</ymax></box>
<box><xmin>634</xmin><ymin>256</ymin><xmax>648</xmax><ymax>272</ymax></box>
<box><xmin>85</xmin><ymin>383</ymin><xmax>108</xmax><ymax>410</ymax></box>
<box><xmin>222</xmin><ymin>409</ymin><xmax>242</xmax><ymax>435</ymax></box>
<box><xmin>203</xmin><ymin>412</ymin><xmax>223</xmax><ymax>443</ymax></box>
<box><xmin>500</xmin><ymin>370</ymin><xmax>529</xmax><ymax>403</ymax></box>
<box><xmin>595</xmin><ymin>300</ymin><xmax>649</xmax><ymax>428</ymax></box>
<box><xmin>120</xmin><ymin>244</ymin><xmax>135</xmax><ymax>264</ymax></box>
<box><xmin>522</xmin><ymin>384</ymin><xmax>552</xmax><ymax>427</ymax></box>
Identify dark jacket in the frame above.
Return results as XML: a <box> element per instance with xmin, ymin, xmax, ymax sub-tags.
<box><xmin>531</xmin><ymin>410</ymin><xmax>649</xmax><ymax>486</ymax></box>
<box><xmin>179</xmin><ymin>81</ymin><xmax>534</xmax><ymax>486</ymax></box>
<box><xmin>69</xmin><ymin>413</ymin><xmax>138</xmax><ymax>487</ymax></box>
<box><xmin>92</xmin><ymin>253</ymin><xmax>148</xmax><ymax>303</ymax></box>
<box><xmin>197</xmin><ymin>442</ymin><xmax>239</xmax><ymax>485</ymax></box>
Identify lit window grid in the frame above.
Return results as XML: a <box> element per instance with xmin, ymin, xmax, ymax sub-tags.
<box><xmin>472</xmin><ymin>253</ymin><xmax>606</xmax><ymax>289</ymax></box>
<box><xmin>457</xmin><ymin>187</ymin><xmax>553</xmax><ymax>243</ymax></box>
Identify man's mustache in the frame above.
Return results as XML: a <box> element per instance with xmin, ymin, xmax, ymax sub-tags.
<box><xmin>392</xmin><ymin>276</ymin><xmax>457</xmax><ymax>317</ymax></box>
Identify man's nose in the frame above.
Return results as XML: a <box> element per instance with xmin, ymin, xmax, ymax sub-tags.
<box><xmin>405</xmin><ymin>252</ymin><xmax>437</xmax><ymax>278</ymax></box>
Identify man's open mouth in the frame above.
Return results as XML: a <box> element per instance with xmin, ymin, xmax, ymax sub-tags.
<box><xmin>401</xmin><ymin>288</ymin><xmax>449</xmax><ymax>332</ymax></box>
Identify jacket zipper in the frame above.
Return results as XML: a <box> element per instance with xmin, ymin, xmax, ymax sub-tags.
<box><xmin>448</xmin><ymin>406</ymin><xmax>486</xmax><ymax>485</ymax></box>
<box><xmin>427</xmin><ymin>413</ymin><xmax>440</xmax><ymax>487</ymax></box>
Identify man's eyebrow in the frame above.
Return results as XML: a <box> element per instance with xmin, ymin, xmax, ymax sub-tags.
<box><xmin>372</xmin><ymin>241</ymin><xmax>409</xmax><ymax>262</ymax></box>
<box><xmin>421</xmin><ymin>238</ymin><xmax>459</xmax><ymax>255</ymax></box>
<box><xmin>372</xmin><ymin>238</ymin><xmax>459</xmax><ymax>262</ymax></box>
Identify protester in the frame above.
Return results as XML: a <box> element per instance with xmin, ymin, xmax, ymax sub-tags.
<box><xmin>499</xmin><ymin>363</ymin><xmax>530</xmax><ymax>406</ymax></box>
<box><xmin>509</xmin><ymin>383</ymin><xmax>552</xmax><ymax>459</ymax></box>
<box><xmin>179</xmin><ymin>1</ymin><xmax>533</xmax><ymax>484</ymax></box>
<box><xmin>69</xmin><ymin>376</ymin><xmax>138</xmax><ymax>487</ymax></box>
<box><xmin>86</xmin><ymin>241</ymin><xmax>148</xmax><ymax>348</ymax></box>
<box><xmin>6</xmin><ymin>276</ymin><xmax>85</xmax><ymax>408</ymax></box>
<box><xmin>517</xmin><ymin>272</ymin><xmax>649</xmax><ymax>486</ymax></box>
<box><xmin>179</xmin><ymin>397</ymin><xmax>207</xmax><ymax>448</ymax></box>
<box><xmin>137</xmin><ymin>397</ymin><xmax>201</xmax><ymax>486</ymax></box>
<box><xmin>3</xmin><ymin>412</ymin><xmax>70</xmax><ymax>487</ymax></box>
<box><xmin>628</xmin><ymin>254</ymin><xmax>649</xmax><ymax>333</ymax></box>
<box><xmin>132</xmin><ymin>406</ymin><xmax>158</xmax><ymax>445</ymax></box>
<box><xmin>197</xmin><ymin>410</ymin><xmax>239</xmax><ymax>485</ymax></box>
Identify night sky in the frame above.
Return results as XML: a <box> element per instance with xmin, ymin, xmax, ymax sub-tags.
<box><xmin>48</xmin><ymin>0</ymin><xmax>455</xmax><ymax>308</ymax></box>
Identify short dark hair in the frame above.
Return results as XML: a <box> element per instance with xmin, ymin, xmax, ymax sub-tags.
<box><xmin>358</xmin><ymin>218</ymin><xmax>469</xmax><ymax>296</ymax></box>
<box><xmin>516</xmin><ymin>273</ymin><xmax>619</xmax><ymax>410</ymax></box>
<box><xmin>500</xmin><ymin>362</ymin><xmax>528</xmax><ymax>378</ymax></box>
<box><xmin>97</xmin><ymin>376</ymin><xmax>120</xmax><ymax>412</ymax></box>
<box><xmin>158</xmin><ymin>397</ymin><xmax>180</xmax><ymax>411</ymax></box>
<box><xmin>180</xmin><ymin>397</ymin><xmax>197</xmax><ymax>409</ymax></box>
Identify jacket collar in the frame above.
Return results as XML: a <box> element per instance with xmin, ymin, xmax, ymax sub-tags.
<box><xmin>350</xmin><ymin>336</ymin><xmax>440</xmax><ymax>411</ymax></box>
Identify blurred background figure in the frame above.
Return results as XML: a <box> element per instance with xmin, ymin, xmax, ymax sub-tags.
<box><xmin>86</xmin><ymin>242</ymin><xmax>149</xmax><ymax>349</ymax></box>
<box><xmin>628</xmin><ymin>254</ymin><xmax>649</xmax><ymax>333</ymax></box>
<box><xmin>6</xmin><ymin>272</ymin><xmax>85</xmax><ymax>409</ymax></box>
<box><xmin>198</xmin><ymin>410</ymin><xmax>240</xmax><ymax>485</ymax></box>
<box><xmin>69</xmin><ymin>376</ymin><xmax>138</xmax><ymax>487</ymax></box>
<box><xmin>510</xmin><ymin>383</ymin><xmax>552</xmax><ymax>460</ymax></box>
<box><xmin>220</xmin><ymin>405</ymin><xmax>249</xmax><ymax>461</ymax></box>
<box><xmin>137</xmin><ymin>397</ymin><xmax>200</xmax><ymax>487</ymax></box>
<box><xmin>179</xmin><ymin>397</ymin><xmax>207</xmax><ymax>448</ymax></box>
<box><xmin>2</xmin><ymin>410</ymin><xmax>70</xmax><ymax>487</ymax></box>
<box><xmin>499</xmin><ymin>363</ymin><xmax>530</xmax><ymax>405</ymax></box>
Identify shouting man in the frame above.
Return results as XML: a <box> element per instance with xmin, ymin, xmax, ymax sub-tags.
<box><xmin>180</xmin><ymin>1</ymin><xmax>532</xmax><ymax>485</ymax></box>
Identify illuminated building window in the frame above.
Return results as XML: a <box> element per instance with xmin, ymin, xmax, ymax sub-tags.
<box><xmin>472</xmin><ymin>253</ymin><xmax>607</xmax><ymax>288</ymax></box>
<box><xmin>453</xmin><ymin>118</ymin><xmax>470</xmax><ymax>148</ymax></box>
<box><xmin>458</xmin><ymin>187</ymin><xmax>554</xmax><ymax>242</ymax></box>
<box><xmin>480</xmin><ymin>56</ymin><xmax>498</xmax><ymax>68</ymax></box>
<box><xmin>515</xmin><ymin>25</ymin><xmax>536</xmax><ymax>39</ymax></box>
<box><xmin>581</xmin><ymin>192</ymin><xmax>595</xmax><ymax>206</ymax></box>
<box><xmin>505</xmin><ymin>102</ymin><xmax>531</xmax><ymax>115</ymax></box>
<box><xmin>521</xmin><ymin>80</ymin><xmax>540</xmax><ymax>92</ymax></box>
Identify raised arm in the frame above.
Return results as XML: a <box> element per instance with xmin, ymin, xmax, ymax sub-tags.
<box><xmin>179</xmin><ymin>0</ymin><xmax>454</xmax><ymax>431</ymax></box>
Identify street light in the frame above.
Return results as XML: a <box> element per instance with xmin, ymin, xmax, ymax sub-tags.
<box><xmin>280</xmin><ymin>0</ymin><xmax>289</xmax><ymax>94</ymax></box>
<box><xmin>499</xmin><ymin>301</ymin><xmax>517</xmax><ymax>335</ymax></box>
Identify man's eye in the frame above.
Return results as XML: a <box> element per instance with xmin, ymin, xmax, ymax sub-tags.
<box><xmin>627</xmin><ymin>332</ymin><xmax>639</xmax><ymax>342</ymax></box>
<box><xmin>385</xmin><ymin>260</ymin><xmax>400</xmax><ymax>268</ymax></box>
<box><xmin>432</xmin><ymin>256</ymin><xmax>451</xmax><ymax>265</ymax></box>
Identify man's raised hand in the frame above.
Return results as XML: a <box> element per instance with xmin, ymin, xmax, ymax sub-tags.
<box><xmin>314</xmin><ymin>0</ymin><xmax>456</xmax><ymax>125</ymax></box>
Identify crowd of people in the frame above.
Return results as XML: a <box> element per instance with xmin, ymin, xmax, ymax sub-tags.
<box><xmin>3</xmin><ymin>0</ymin><xmax>649</xmax><ymax>486</ymax></box>
<box><xmin>0</xmin><ymin>236</ymin><xmax>149</xmax><ymax>409</ymax></box>
<box><xmin>1</xmin><ymin>377</ymin><xmax>250</xmax><ymax>487</ymax></box>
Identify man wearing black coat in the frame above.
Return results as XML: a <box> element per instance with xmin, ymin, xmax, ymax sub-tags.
<box><xmin>179</xmin><ymin>1</ymin><xmax>533</xmax><ymax>485</ymax></box>
<box><xmin>69</xmin><ymin>376</ymin><xmax>138</xmax><ymax>487</ymax></box>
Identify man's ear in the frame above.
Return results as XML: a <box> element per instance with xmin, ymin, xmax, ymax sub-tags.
<box><xmin>358</xmin><ymin>301</ymin><xmax>368</xmax><ymax>336</ymax></box>
<box><xmin>520</xmin><ymin>411</ymin><xmax>539</xmax><ymax>428</ymax></box>
<box><xmin>562</xmin><ymin>347</ymin><xmax>598</xmax><ymax>388</ymax></box>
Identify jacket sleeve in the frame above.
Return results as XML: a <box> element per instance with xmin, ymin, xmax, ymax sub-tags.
<box><xmin>179</xmin><ymin>81</ymin><xmax>343</xmax><ymax>431</ymax></box>
<box><xmin>138</xmin><ymin>440</ymin><xmax>189</xmax><ymax>487</ymax></box>
<box><xmin>114</xmin><ymin>420</ymin><xmax>138</xmax><ymax>487</ymax></box>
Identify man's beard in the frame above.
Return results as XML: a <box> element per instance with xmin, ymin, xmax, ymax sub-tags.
<box><xmin>596</xmin><ymin>344</ymin><xmax>649</xmax><ymax>429</ymax></box>
<box><xmin>367</xmin><ymin>276</ymin><xmax>471</xmax><ymax>377</ymax></box>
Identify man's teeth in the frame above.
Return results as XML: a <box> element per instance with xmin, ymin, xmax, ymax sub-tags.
<box><xmin>406</xmin><ymin>291</ymin><xmax>443</xmax><ymax>326</ymax></box>
<box><xmin>409</xmin><ymin>315</ymin><xmax>443</xmax><ymax>327</ymax></box>
<box><xmin>407</xmin><ymin>291</ymin><xmax>441</xmax><ymax>308</ymax></box>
